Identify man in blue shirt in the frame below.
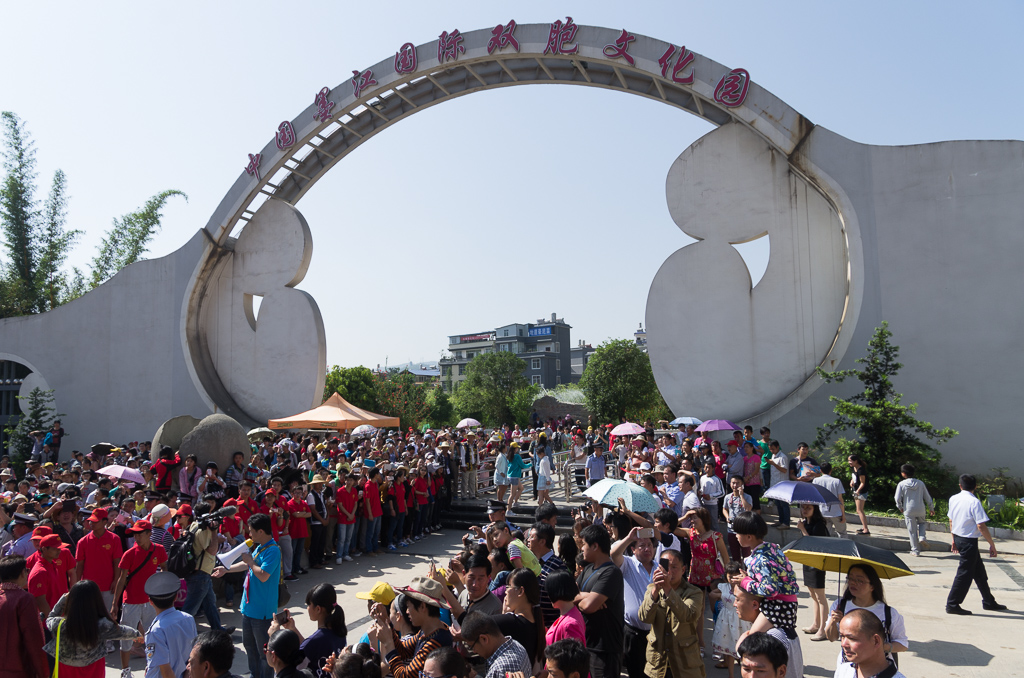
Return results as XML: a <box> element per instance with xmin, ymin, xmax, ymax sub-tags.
<box><xmin>214</xmin><ymin>513</ymin><xmax>280</xmax><ymax>678</ymax></box>
<box><xmin>143</xmin><ymin>572</ymin><xmax>197</xmax><ymax>678</ymax></box>
<box><xmin>584</xmin><ymin>446</ymin><xmax>606</xmax><ymax>488</ymax></box>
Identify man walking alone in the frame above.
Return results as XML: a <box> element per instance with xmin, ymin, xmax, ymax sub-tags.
<box><xmin>945</xmin><ymin>474</ymin><xmax>1007</xmax><ymax>615</ymax></box>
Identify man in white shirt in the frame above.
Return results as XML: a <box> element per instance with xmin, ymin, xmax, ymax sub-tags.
<box><xmin>946</xmin><ymin>473</ymin><xmax>1006</xmax><ymax>615</ymax></box>
<box><xmin>813</xmin><ymin>462</ymin><xmax>847</xmax><ymax>537</ymax></box>
<box><xmin>610</xmin><ymin>526</ymin><xmax>657</xmax><ymax>678</ymax></box>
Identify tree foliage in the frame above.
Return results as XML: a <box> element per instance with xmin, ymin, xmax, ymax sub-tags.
<box><xmin>87</xmin><ymin>189</ymin><xmax>187</xmax><ymax>289</ymax></box>
<box><xmin>425</xmin><ymin>387</ymin><xmax>454</xmax><ymax>428</ymax></box>
<box><xmin>452</xmin><ymin>352</ymin><xmax>531</xmax><ymax>427</ymax></box>
<box><xmin>579</xmin><ymin>339</ymin><xmax>668</xmax><ymax>423</ymax></box>
<box><xmin>2</xmin><ymin>387</ymin><xmax>64</xmax><ymax>474</ymax></box>
<box><xmin>375</xmin><ymin>371</ymin><xmax>431</xmax><ymax>431</ymax></box>
<box><xmin>0</xmin><ymin>111</ymin><xmax>184</xmax><ymax>314</ymax></box>
<box><xmin>323</xmin><ymin>365</ymin><xmax>379</xmax><ymax>411</ymax></box>
<box><xmin>814</xmin><ymin>322</ymin><xmax>959</xmax><ymax>505</ymax></box>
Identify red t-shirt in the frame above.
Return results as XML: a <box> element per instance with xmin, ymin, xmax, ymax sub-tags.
<box><xmin>27</xmin><ymin>547</ymin><xmax>75</xmax><ymax>596</ymax></box>
<box><xmin>413</xmin><ymin>477</ymin><xmax>429</xmax><ymax>505</ymax></box>
<box><xmin>28</xmin><ymin>558</ymin><xmax>60</xmax><ymax>607</ymax></box>
<box><xmin>432</xmin><ymin>475</ymin><xmax>443</xmax><ymax>495</ymax></box>
<box><xmin>77</xmin><ymin>530</ymin><xmax>123</xmax><ymax>590</ymax></box>
<box><xmin>259</xmin><ymin>502</ymin><xmax>287</xmax><ymax>540</ymax></box>
<box><xmin>224</xmin><ymin>497</ymin><xmax>258</xmax><ymax>538</ymax></box>
<box><xmin>394</xmin><ymin>483</ymin><xmax>406</xmax><ymax>513</ymax></box>
<box><xmin>364</xmin><ymin>481</ymin><xmax>382</xmax><ymax>518</ymax></box>
<box><xmin>118</xmin><ymin>543</ymin><xmax>167</xmax><ymax>605</ymax></box>
<box><xmin>336</xmin><ymin>487</ymin><xmax>357</xmax><ymax>525</ymax></box>
<box><xmin>287</xmin><ymin>498</ymin><xmax>309</xmax><ymax>539</ymax></box>
<box><xmin>151</xmin><ymin>455</ymin><xmax>179</xmax><ymax>490</ymax></box>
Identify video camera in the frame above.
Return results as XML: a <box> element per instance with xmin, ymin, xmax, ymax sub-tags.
<box><xmin>195</xmin><ymin>504</ymin><xmax>238</xmax><ymax>530</ymax></box>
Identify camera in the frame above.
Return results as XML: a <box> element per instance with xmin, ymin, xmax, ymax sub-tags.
<box><xmin>196</xmin><ymin>505</ymin><xmax>238</xmax><ymax>530</ymax></box>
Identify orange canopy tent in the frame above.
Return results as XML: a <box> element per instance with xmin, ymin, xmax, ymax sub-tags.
<box><xmin>268</xmin><ymin>393</ymin><xmax>399</xmax><ymax>431</ymax></box>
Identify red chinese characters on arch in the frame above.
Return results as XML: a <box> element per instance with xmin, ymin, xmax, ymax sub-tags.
<box><xmin>544</xmin><ymin>16</ymin><xmax>579</xmax><ymax>55</ymax></box>
<box><xmin>602</xmin><ymin>29</ymin><xmax>636</xmax><ymax>66</ymax></box>
<box><xmin>394</xmin><ymin>42</ymin><xmax>417</xmax><ymax>74</ymax></box>
<box><xmin>352</xmin><ymin>69</ymin><xmax>377</xmax><ymax>98</ymax></box>
<box><xmin>245</xmin><ymin>153</ymin><xmax>261</xmax><ymax>181</ymax></box>
<box><xmin>714</xmin><ymin>68</ymin><xmax>750</xmax><ymax>108</ymax></box>
<box><xmin>437</xmin><ymin>29</ymin><xmax>465</xmax><ymax>64</ymax></box>
<box><xmin>275</xmin><ymin>121</ymin><xmax>295</xmax><ymax>150</ymax></box>
<box><xmin>313</xmin><ymin>87</ymin><xmax>335</xmax><ymax>123</ymax></box>
<box><xmin>658</xmin><ymin>44</ymin><xmax>695</xmax><ymax>84</ymax></box>
<box><xmin>487</xmin><ymin>20</ymin><xmax>520</xmax><ymax>54</ymax></box>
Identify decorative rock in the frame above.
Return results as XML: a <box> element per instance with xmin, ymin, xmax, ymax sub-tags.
<box><xmin>152</xmin><ymin>415</ymin><xmax>202</xmax><ymax>455</ymax></box>
<box><xmin>177</xmin><ymin>413</ymin><xmax>251</xmax><ymax>474</ymax></box>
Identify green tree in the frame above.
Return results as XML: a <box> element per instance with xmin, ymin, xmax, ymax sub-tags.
<box><xmin>375</xmin><ymin>371</ymin><xmax>430</xmax><ymax>430</ymax></box>
<box><xmin>453</xmin><ymin>352</ymin><xmax>530</xmax><ymax>426</ymax></box>
<box><xmin>323</xmin><ymin>365</ymin><xmax>379</xmax><ymax>410</ymax></box>
<box><xmin>425</xmin><ymin>387</ymin><xmax>454</xmax><ymax>428</ymax></box>
<box><xmin>87</xmin><ymin>189</ymin><xmax>187</xmax><ymax>289</ymax></box>
<box><xmin>1</xmin><ymin>111</ymin><xmax>40</xmax><ymax>315</ymax></box>
<box><xmin>36</xmin><ymin>169</ymin><xmax>81</xmax><ymax>310</ymax></box>
<box><xmin>579</xmin><ymin>339</ymin><xmax>666</xmax><ymax>423</ymax></box>
<box><xmin>2</xmin><ymin>387</ymin><xmax>64</xmax><ymax>474</ymax></box>
<box><xmin>814</xmin><ymin>322</ymin><xmax>959</xmax><ymax>505</ymax></box>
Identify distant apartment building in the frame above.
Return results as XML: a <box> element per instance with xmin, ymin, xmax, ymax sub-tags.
<box><xmin>569</xmin><ymin>340</ymin><xmax>597</xmax><ymax>383</ymax></box>
<box><xmin>440</xmin><ymin>313</ymin><xmax>572</xmax><ymax>391</ymax></box>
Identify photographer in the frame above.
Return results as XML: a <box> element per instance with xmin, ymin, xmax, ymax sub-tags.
<box><xmin>181</xmin><ymin>504</ymin><xmax>234</xmax><ymax>635</ymax></box>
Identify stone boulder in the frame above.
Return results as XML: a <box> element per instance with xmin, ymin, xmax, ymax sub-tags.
<box><xmin>178</xmin><ymin>413</ymin><xmax>251</xmax><ymax>473</ymax></box>
<box><xmin>152</xmin><ymin>415</ymin><xmax>202</xmax><ymax>454</ymax></box>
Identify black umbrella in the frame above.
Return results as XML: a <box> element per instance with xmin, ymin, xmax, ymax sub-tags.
<box><xmin>90</xmin><ymin>442</ymin><xmax>117</xmax><ymax>456</ymax></box>
<box><xmin>782</xmin><ymin>535</ymin><xmax>914</xmax><ymax>595</ymax></box>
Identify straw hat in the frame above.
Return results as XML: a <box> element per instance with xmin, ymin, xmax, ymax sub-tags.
<box><xmin>398</xmin><ymin>577</ymin><xmax>450</xmax><ymax>608</ymax></box>
<box><xmin>309</xmin><ymin>474</ymin><xmax>327</xmax><ymax>486</ymax></box>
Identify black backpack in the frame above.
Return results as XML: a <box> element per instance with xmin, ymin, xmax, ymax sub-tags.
<box><xmin>167</xmin><ymin>527</ymin><xmax>201</xmax><ymax>578</ymax></box>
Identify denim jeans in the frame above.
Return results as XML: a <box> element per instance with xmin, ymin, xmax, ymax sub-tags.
<box><xmin>278</xmin><ymin>534</ymin><xmax>293</xmax><ymax>577</ymax></box>
<box><xmin>242</xmin><ymin>615</ymin><xmax>273</xmax><ymax>678</ymax></box>
<box><xmin>413</xmin><ymin>504</ymin><xmax>427</xmax><ymax>535</ymax></box>
<box><xmin>182</xmin><ymin>571</ymin><xmax>223</xmax><ymax>630</ymax></box>
<box><xmin>774</xmin><ymin>499</ymin><xmax>791</xmax><ymax>526</ymax></box>
<box><xmin>905</xmin><ymin>514</ymin><xmax>927</xmax><ymax>552</ymax></box>
<box><xmin>387</xmin><ymin>511</ymin><xmax>405</xmax><ymax>546</ymax></box>
<box><xmin>365</xmin><ymin>515</ymin><xmax>382</xmax><ymax>553</ymax></box>
<box><xmin>292</xmin><ymin>537</ymin><xmax>305</xmax><ymax>574</ymax></box>
<box><xmin>336</xmin><ymin>522</ymin><xmax>355</xmax><ymax>557</ymax></box>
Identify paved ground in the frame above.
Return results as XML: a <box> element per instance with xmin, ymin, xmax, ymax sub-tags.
<box><xmin>101</xmin><ymin>481</ymin><xmax>1024</xmax><ymax>678</ymax></box>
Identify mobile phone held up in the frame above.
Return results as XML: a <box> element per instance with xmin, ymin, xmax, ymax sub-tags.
<box><xmin>659</xmin><ymin>558</ymin><xmax>671</xmax><ymax>572</ymax></box>
<box><xmin>638</xmin><ymin>527</ymin><xmax>655</xmax><ymax>539</ymax></box>
<box><xmin>274</xmin><ymin>610</ymin><xmax>290</xmax><ymax>624</ymax></box>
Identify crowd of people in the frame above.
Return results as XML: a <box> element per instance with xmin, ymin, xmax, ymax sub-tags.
<box><xmin>0</xmin><ymin>417</ymin><xmax>1010</xmax><ymax>678</ymax></box>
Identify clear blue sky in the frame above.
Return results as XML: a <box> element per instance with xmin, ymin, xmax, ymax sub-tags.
<box><xmin>3</xmin><ymin>2</ymin><xmax>1021</xmax><ymax>369</ymax></box>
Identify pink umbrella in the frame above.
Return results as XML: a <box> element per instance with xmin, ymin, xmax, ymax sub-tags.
<box><xmin>97</xmin><ymin>464</ymin><xmax>145</xmax><ymax>485</ymax></box>
<box><xmin>456</xmin><ymin>418</ymin><xmax>481</xmax><ymax>429</ymax></box>
<box><xmin>695</xmin><ymin>419</ymin><xmax>742</xmax><ymax>432</ymax></box>
<box><xmin>611</xmin><ymin>422</ymin><xmax>645</xmax><ymax>436</ymax></box>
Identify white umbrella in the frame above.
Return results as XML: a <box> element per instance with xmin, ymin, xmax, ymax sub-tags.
<box><xmin>97</xmin><ymin>464</ymin><xmax>145</xmax><ymax>485</ymax></box>
<box><xmin>611</xmin><ymin>422</ymin><xmax>645</xmax><ymax>436</ymax></box>
<box><xmin>351</xmin><ymin>424</ymin><xmax>377</xmax><ymax>436</ymax></box>
<box><xmin>456</xmin><ymin>418</ymin><xmax>481</xmax><ymax>429</ymax></box>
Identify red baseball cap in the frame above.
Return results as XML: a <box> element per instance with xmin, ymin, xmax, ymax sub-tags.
<box><xmin>31</xmin><ymin>526</ymin><xmax>54</xmax><ymax>540</ymax></box>
<box><xmin>727</xmin><ymin>440</ymin><xmax>739</xmax><ymax>447</ymax></box>
<box><xmin>127</xmin><ymin>519</ymin><xmax>153</xmax><ymax>533</ymax></box>
<box><xmin>264</xmin><ymin>489</ymin><xmax>277</xmax><ymax>497</ymax></box>
<box><xmin>39</xmin><ymin>534</ymin><xmax>63</xmax><ymax>548</ymax></box>
<box><xmin>176</xmin><ymin>504</ymin><xmax>193</xmax><ymax>517</ymax></box>
<box><xmin>85</xmin><ymin>508</ymin><xmax>109</xmax><ymax>523</ymax></box>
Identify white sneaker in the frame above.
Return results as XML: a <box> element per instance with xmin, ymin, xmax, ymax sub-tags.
<box><xmin>343</xmin><ymin>555</ymin><xmax>353</xmax><ymax>562</ymax></box>
<box><xmin>336</xmin><ymin>557</ymin><xmax>344</xmax><ymax>565</ymax></box>
<box><xmin>122</xmin><ymin>668</ymin><xmax>132</xmax><ymax>678</ymax></box>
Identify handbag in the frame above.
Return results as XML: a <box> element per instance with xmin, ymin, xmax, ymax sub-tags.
<box><xmin>51</xmin><ymin>620</ymin><xmax>63</xmax><ymax>678</ymax></box>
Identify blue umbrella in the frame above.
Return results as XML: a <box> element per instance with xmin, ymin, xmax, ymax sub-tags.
<box><xmin>763</xmin><ymin>480</ymin><xmax>840</xmax><ymax>508</ymax></box>
<box><xmin>670</xmin><ymin>416</ymin><xmax>703</xmax><ymax>426</ymax></box>
<box><xmin>583</xmin><ymin>478</ymin><xmax>662</xmax><ymax>513</ymax></box>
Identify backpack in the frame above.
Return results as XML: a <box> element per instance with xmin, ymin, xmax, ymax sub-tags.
<box><xmin>167</xmin><ymin>526</ymin><xmax>201</xmax><ymax>579</ymax></box>
<box><xmin>552</xmin><ymin>433</ymin><xmax>563</xmax><ymax>453</ymax></box>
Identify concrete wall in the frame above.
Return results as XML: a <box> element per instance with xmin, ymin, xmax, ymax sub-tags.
<box><xmin>0</xmin><ymin>199</ymin><xmax>326</xmax><ymax>458</ymax></box>
<box><xmin>648</xmin><ymin>122</ymin><xmax>1024</xmax><ymax>476</ymax></box>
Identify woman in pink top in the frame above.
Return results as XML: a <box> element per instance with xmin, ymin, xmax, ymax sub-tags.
<box><xmin>543</xmin><ymin>570</ymin><xmax>586</xmax><ymax>645</ymax></box>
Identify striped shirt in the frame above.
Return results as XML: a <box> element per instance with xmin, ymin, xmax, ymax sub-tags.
<box><xmin>538</xmin><ymin>550</ymin><xmax>567</xmax><ymax>627</ymax></box>
<box><xmin>485</xmin><ymin>637</ymin><xmax>532</xmax><ymax>678</ymax></box>
<box><xmin>386</xmin><ymin>626</ymin><xmax>453</xmax><ymax>678</ymax></box>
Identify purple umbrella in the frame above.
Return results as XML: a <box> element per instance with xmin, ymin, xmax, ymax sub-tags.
<box><xmin>97</xmin><ymin>464</ymin><xmax>145</xmax><ymax>485</ymax></box>
<box><xmin>695</xmin><ymin>419</ymin><xmax>741</xmax><ymax>432</ymax></box>
<box><xmin>763</xmin><ymin>480</ymin><xmax>840</xmax><ymax>507</ymax></box>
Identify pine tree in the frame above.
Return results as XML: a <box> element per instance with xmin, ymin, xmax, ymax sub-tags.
<box><xmin>0</xmin><ymin>111</ymin><xmax>40</xmax><ymax>315</ymax></box>
<box><xmin>814</xmin><ymin>322</ymin><xmax>958</xmax><ymax>503</ymax></box>
<box><xmin>3</xmin><ymin>387</ymin><xmax>64</xmax><ymax>472</ymax></box>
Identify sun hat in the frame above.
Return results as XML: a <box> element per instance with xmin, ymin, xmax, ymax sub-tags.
<box><xmin>150</xmin><ymin>504</ymin><xmax>172</xmax><ymax>521</ymax></box>
<box><xmin>639</xmin><ymin>462</ymin><xmax>653</xmax><ymax>471</ymax></box>
<box><xmin>355</xmin><ymin>581</ymin><xmax>397</xmax><ymax>605</ymax></box>
<box><xmin>398</xmin><ymin>577</ymin><xmax>450</xmax><ymax>608</ymax></box>
<box><xmin>309</xmin><ymin>474</ymin><xmax>327</xmax><ymax>485</ymax></box>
